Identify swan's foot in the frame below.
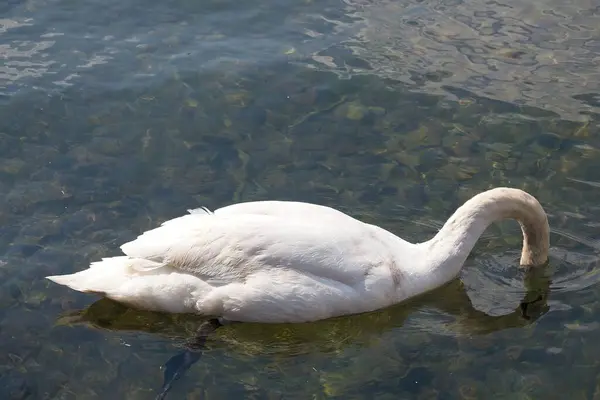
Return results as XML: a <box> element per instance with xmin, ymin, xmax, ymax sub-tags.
<box><xmin>184</xmin><ymin>318</ymin><xmax>223</xmax><ymax>350</ymax></box>
<box><xmin>519</xmin><ymin>294</ymin><xmax>548</xmax><ymax>320</ymax></box>
<box><xmin>155</xmin><ymin>318</ymin><xmax>222</xmax><ymax>400</ymax></box>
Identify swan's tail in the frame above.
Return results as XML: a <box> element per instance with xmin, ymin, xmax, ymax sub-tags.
<box><xmin>46</xmin><ymin>256</ymin><xmax>164</xmax><ymax>295</ymax></box>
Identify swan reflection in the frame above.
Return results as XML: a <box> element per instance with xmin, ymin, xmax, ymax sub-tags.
<box><xmin>56</xmin><ymin>266</ymin><xmax>551</xmax><ymax>399</ymax></box>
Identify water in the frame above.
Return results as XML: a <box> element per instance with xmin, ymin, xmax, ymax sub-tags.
<box><xmin>2</xmin><ymin>0</ymin><xmax>600</xmax><ymax>398</ymax></box>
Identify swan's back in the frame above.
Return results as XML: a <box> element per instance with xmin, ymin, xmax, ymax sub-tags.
<box><xmin>214</xmin><ymin>200</ymin><xmax>356</xmax><ymax>220</ymax></box>
<box><xmin>127</xmin><ymin>201</ymin><xmax>358</xmax><ymax>262</ymax></box>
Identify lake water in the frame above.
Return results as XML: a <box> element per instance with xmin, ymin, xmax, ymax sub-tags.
<box><xmin>2</xmin><ymin>0</ymin><xmax>600</xmax><ymax>398</ymax></box>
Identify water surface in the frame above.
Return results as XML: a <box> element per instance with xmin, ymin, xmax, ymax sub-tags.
<box><xmin>2</xmin><ymin>0</ymin><xmax>600</xmax><ymax>399</ymax></box>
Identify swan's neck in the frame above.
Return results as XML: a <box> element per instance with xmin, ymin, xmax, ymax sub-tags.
<box><xmin>419</xmin><ymin>188</ymin><xmax>550</xmax><ymax>286</ymax></box>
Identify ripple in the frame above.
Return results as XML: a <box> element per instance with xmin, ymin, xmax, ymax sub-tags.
<box><xmin>304</xmin><ymin>0</ymin><xmax>600</xmax><ymax>121</ymax></box>
<box><xmin>0</xmin><ymin>0</ymin><xmax>360</xmax><ymax>99</ymax></box>
<box><xmin>547</xmin><ymin>247</ymin><xmax>600</xmax><ymax>293</ymax></box>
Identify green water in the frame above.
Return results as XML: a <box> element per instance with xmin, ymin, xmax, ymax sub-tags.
<box><xmin>2</xmin><ymin>0</ymin><xmax>600</xmax><ymax>399</ymax></box>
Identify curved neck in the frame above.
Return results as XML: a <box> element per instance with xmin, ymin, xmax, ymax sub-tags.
<box><xmin>419</xmin><ymin>188</ymin><xmax>550</xmax><ymax>284</ymax></box>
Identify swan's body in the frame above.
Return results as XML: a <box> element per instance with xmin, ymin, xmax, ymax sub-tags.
<box><xmin>47</xmin><ymin>187</ymin><xmax>550</xmax><ymax>324</ymax></box>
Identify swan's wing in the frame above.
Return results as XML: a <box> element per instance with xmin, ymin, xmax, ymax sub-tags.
<box><xmin>120</xmin><ymin>211</ymin><xmax>389</xmax><ymax>287</ymax></box>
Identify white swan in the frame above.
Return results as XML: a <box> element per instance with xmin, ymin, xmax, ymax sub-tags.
<box><xmin>46</xmin><ymin>187</ymin><xmax>550</xmax><ymax>324</ymax></box>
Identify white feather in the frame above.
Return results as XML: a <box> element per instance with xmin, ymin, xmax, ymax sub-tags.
<box><xmin>46</xmin><ymin>188</ymin><xmax>550</xmax><ymax>323</ymax></box>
